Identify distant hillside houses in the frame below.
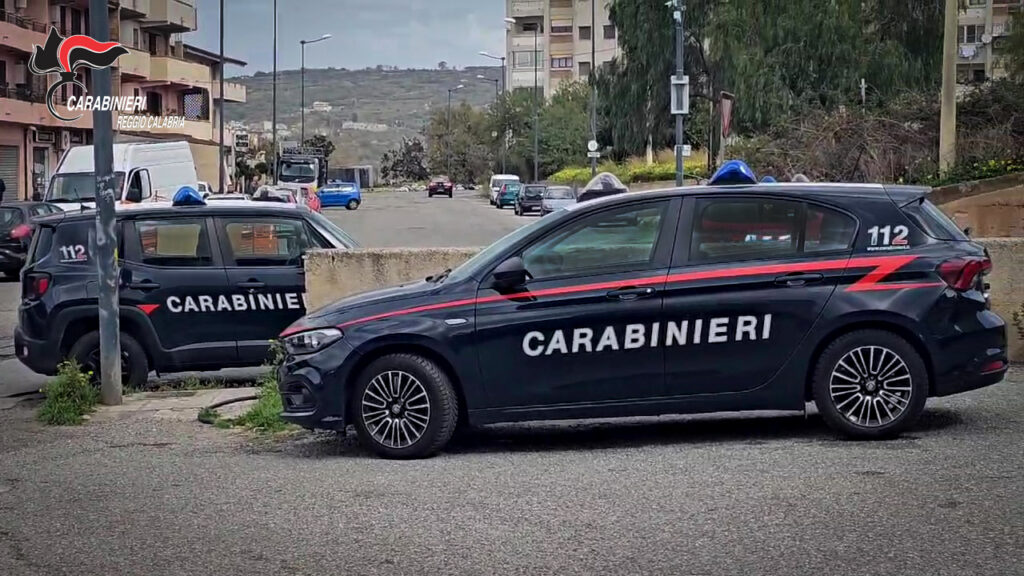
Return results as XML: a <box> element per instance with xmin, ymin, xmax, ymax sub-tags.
<box><xmin>341</xmin><ymin>121</ymin><xmax>389</xmax><ymax>133</ymax></box>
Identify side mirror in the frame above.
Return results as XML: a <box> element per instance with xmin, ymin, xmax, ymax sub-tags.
<box><xmin>491</xmin><ymin>256</ymin><xmax>529</xmax><ymax>292</ymax></box>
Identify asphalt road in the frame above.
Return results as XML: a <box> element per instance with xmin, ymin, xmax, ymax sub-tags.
<box><xmin>0</xmin><ymin>372</ymin><xmax>1021</xmax><ymax>575</ymax></box>
<box><xmin>0</xmin><ymin>189</ymin><xmax>529</xmax><ymax>394</ymax></box>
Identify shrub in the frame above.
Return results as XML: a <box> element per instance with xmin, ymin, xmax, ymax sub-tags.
<box><xmin>549</xmin><ymin>156</ymin><xmax>708</xmax><ymax>185</ymax></box>
<box><xmin>38</xmin><ymin>361</ymin><xmax>99</xmax><ymax>426</ymax></box>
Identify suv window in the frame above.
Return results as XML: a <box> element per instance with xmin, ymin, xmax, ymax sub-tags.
<box><xmin>133</xmin><ymin>219</ymin><xmax>213</xmax><ymax>267</ymax></box>
<box><xmin>804</xmin><ymin>205</ymin><xmax>857</xmax><ymax>253</ymax></box>
<box><xmin>692</xmin><ymin>198</ymin><xmax>801</xmax><ymax>263</ymax></box>
<box><xmin>217</xmin><ymin>217</ymin><xmax>311</xmax><ymax>267</ymax></box>
<box><xmin>0</xmin><ymin>208</ymin><xmax>24</xmax><ymax>233</ymax></box>
<box><xmin>523</xmin><ymin>201</ymin><xmax>669</xmax><ymax>278</ymax></box>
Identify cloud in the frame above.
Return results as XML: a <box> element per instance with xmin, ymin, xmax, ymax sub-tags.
<box><xmin>186</xmin><ymin>0</ymin><xmax>505</xmax><ymax>74</ymax></box>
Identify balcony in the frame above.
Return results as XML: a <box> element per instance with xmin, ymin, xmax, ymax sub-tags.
<box><xmin>510</xmin><ymin>34</ymin><xmax>546</xmax><ymax>51</ymax></box>
<box><xmin>119</xmin><ymin>48</ymin><xmax>151</xmax><ymax>78</ymax></box>
<box><xmin>0</xmin><ymin>86</ymin><xmax>93</xmax><ymax>130</ymax></box>
<box><xmin>142</xmin><ymin>0</ymin><xmax>196</xmax><ymax>32</ymax></box>
<box><xmin>211</xmin><ymin>81</ymin><xmax>246</xmax><ymax>103</ymax></box>
<box><xmin>144</xmin><ymin>118</ymin><xmax>214</xmax><ymax>142</ymax></box>
<box><xmin>510</xmin><ymin>0</ymin><xmax>544</xmax><ymax>18</ymax></box>
<box><xmin>150</xmin><ymin>55</ymin><xmax>210</xmax><ymax>87</ymax></box>
<box><xmin>0</xmin><ymin>10</ymin><xmax>49</xmax><ymax>54</ymax></box>
<box><xmin>121</xmin><ymin>0</ymin><xmax>151</xmax><ymax>19</ymax></box>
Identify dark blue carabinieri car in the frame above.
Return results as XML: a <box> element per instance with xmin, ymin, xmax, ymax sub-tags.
<box><xmin>279</xmin><ymin>171</ymin><xmax>1007</xmax><ymax>459</ymax></box>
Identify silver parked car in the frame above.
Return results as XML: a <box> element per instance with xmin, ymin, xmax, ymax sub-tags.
<box><xmin>540</xmin><ymin>185</ymin><xmax>577</xmax><ymax>215</ymax></box>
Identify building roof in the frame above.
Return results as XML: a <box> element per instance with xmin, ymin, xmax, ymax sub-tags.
<box><xmin>182</xmin><ymin>44</ymin><xmax>247</xmax><ymax>67</ymax></box>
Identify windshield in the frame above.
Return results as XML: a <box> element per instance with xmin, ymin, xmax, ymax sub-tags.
<box><xmin>0</xmin><ymin>208</ymin><xmax>24</xmax><ymax>233</ymax></box>
<box><xmin>502</xmin><ymin>184</ymin><xmax>522</xmax><ymax>195</ymax></box>
<box><xmin>447</xmin><ymin>210</ymin><xmax>569</xmax><ymax>283</ymax></box>
<box><xmin>48</xmin><ymin>172</ymin><xmax>126</xmax><ymax>203</ymax></box>
<box><xmin>308</xmin><ymin>211</ymin><xmax>361</xmax><ymax>248</ymax></box>
<box><xmin>278</xmin><ymin>161</ymin><xmax>317</xmax><ymax>183</ymax></box>
<box><xmin>545</xmin><ymin>187</ymin><xmax>574</xmax><ymax>200</ymax></box>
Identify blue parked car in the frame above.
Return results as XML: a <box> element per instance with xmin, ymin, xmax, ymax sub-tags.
<box><xmin>319</xmin><ymin>181</ymin><xmax>362</xmax><ymax>210</ymax></box>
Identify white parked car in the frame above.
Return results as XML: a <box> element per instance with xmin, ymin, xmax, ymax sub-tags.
<box><xmin>489</xmin><ymin>174</ymin><xmax>521</xmax><ymax>205</ymax></box>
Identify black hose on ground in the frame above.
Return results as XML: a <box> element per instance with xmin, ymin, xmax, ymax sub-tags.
<box><xmin>197</xmin><ymin>395</ymin><xmax>259</xmax><ymax>425</ymax></box>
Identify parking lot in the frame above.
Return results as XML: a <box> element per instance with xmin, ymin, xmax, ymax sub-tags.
<box><xmin>0</xmin><ymin>189</ymin><xmax>1022</xmax><ymax>575</ymax></box>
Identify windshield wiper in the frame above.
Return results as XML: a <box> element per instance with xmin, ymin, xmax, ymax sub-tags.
<box><xmin>426</xmin><ymin>268</ymin><xmax>452</xmax><ymax>283</ymax></box>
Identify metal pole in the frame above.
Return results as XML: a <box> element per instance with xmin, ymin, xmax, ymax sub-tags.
<box><xmin>218</xmin><ymin>0</ymin><xmax>225</xmax><ymax>193</ymax></box>
<box><xmin>89</xmin><ymin>0</ymin><xmax>120</xmax><ymax>405</ymax></box>
<box><xmin>300</xmin><ymin>41</ymin><xmax>306</xmax><ymax>143</ymax></box>
<box><xmin>939</xmin><ymin>0</ymin><xmax>957</xmax><ymax>172</ymax></box>
<box><xmin>590</xmin><ymin>0</ymin><xmax>597</xmax><ymax>177</ymax></box>
<box><xmin>271</xmin><ymin>0</ymin><xmax>277</xmax><ymax>180</ymax></box>
<box><xmin>501</xmin><ymin>57</ymin><xmax>506</xmax><ymax>93</ymax></box>
<box><xmin>447</xmin><ymin>89</ymin><xmax>453</xmax><ymax>176</ymax></box>
<box><xmin>674</xmin><ymin>0</ymin><xmax>685</xmax><ymax>186</ymax></box>
<box><xmin>533</xmin><ymin>27</ymin><xmax>539</xmax><ymax>183</ymax></box>
<box><xmin>500</xmin><ymin>57</ymin><xmax>507</xmax><ymax>174</ymax></box>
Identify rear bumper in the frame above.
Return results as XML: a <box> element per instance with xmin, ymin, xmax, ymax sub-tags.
<box><xmin>14</xmin><ymin>325</ymin><xmax>60</xmax><ymax>376</ymax></box>
<box><xmin>931</xmin><ymin>309</ymin><xmax>1008</xmax><ymax>397</ymax></box>
<box><xmin>0</xmin><ymin>247</ymin><xmax>25</xmax><ymax>271</ymax></box>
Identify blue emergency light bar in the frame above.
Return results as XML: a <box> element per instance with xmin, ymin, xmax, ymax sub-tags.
<box><xmin>708</xmin><ymin>160</ymin><xmax>758</xmax><ymax>186</ymax></box>
<box><xmin>172</xmin><ymin>186</ymin><xmax>206</xmax><ymax>206</ymax></box>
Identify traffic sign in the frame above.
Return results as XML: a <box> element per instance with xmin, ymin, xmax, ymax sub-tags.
<box><xmin>587</xmin><ymin>151</ymin><xmax>601</xmax><ymax>158</ymax></box>
<box><xmin>677</xmin><ymin>144</ymin><xmax>692</xmax><ymax>157</ymax></box>
<box><xmin>587</xmin><ymin>140</ymin><xmax>599</xmax><ymax>152</ymax></box>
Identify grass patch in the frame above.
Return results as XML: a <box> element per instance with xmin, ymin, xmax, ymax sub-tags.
<box><xmin>202</xmin><ymin>342</ymin><xmax>296</xmax><ymax>435</ymax></box>
<box><xmin>38</xmin><ymin>361</ymin><xmax>99</xmax><ymax>426</ymax></box>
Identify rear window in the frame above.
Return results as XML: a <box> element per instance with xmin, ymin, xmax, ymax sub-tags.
<box><xmin>26</xmin><ymin>226</ymin><xmax>54</xmax><ymax>267</ymax></box>
<box><xmin>901</xmin><ymin>199</ymin><xmax>968</xmax><ymax>241</ymax></box>
<box><xmin>546</xmin><ymin>187</ymin><xmax>574</xmax><ymax>199</ymax></box>
<box><xmin>524</xmin><ymin>186</ymin><xmax>545</xmax><ymax>198</ymax></box>
<box><xmin>0</xmin><ymin>208</ymin><xmax>24</xmax><ymax>233</ymax></box>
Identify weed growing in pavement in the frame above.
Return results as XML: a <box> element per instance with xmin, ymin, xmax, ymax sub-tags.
<box><xmin>218</xmin><ymin>341</ymin><xmax>295</xmax><ymax>434</ymax></box>
<box><xmin>38</xmin><ymin>361</ymin><xmax>100</xmax><ymax>426</ymax></box>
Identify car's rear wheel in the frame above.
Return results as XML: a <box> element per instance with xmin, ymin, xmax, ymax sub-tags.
<box><xmin>353</xmin><ymin>353</ymin><xmax>458</xmax><ymax>459</ymax></box>
<box><xmin>812</xmin><ymin>330</ymin><xmax>928</xmax><ymax>439</ymax></box>
<box><xmin>346</xmin><ymin>199</ymin><xmax>360</xmax><ymax>210</ymax></box>
<box><xmin>68</xmin><ymin>331</ymin><xmax>150</xmax><ymax>391</ymax></box>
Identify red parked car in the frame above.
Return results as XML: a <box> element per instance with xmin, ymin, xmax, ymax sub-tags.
<box><xmin>428</xmin><ymin>176</ymin><xmax>453</xmax><ymax>198</ymax></box>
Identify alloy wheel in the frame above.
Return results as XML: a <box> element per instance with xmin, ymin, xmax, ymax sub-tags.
<box><xmin>829</xmin><ymin>346</ymin><xmax>913</xmax><ymax>427</ymax></box>
<box><xmin>361</xmin><ymin>370</ymin><xmax>431</xmax><ymax>449</ymax></box>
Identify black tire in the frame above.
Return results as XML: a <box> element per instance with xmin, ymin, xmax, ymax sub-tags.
<box><xmin>346</xmin><ymin>199</ymin><xmax>360</xmax><ymax>210</ymax></box>
<box><xmin>448</xmin><ymin>192</ymin><xmax>453</xmax><ymax>198</ymax></box>
<box><xmin>812</xmin><ymin>329</ymin><xmax>928</xmax><ymax>439</ymax></box>
<box><xmin>68</xmin><ymin>330</ymin><xmax>150</xmax><ymax>391</ymax></box>
<box><xmin>352</xmin><ymin>353</ymin><xmax>459</xmax><ymax>459</ymax></box>
<box><xmin>428</xmin><ymin>193</ymin><xmax>433</xmax><ymax>198</ymax></box>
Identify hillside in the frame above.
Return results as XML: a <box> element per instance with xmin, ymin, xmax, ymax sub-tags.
<box><xmin>227</xmin><ymin>66</ymin><xmax>502</xmax><ymax>166</ymax></box>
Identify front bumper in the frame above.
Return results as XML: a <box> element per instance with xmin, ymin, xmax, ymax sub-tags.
<box><xmin>14</xmin><ymin>325</ymin><xmax>60</xmax><ymax>376</ymax></box>
<box><xmin>278</xmin><ymin>338</ymin><xmax>361</xmax><ymax>430</ymax></box>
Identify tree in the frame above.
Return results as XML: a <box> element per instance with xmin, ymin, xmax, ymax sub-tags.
<box><xmin>538</xmin><ymin>82</ymin><xmax>591</xmax><ymax>175</ymax></box>
<box><xmin>379</xmin><ymin>137</ymin><xmax>429</xmax><ymax>183</ymax></box>
<box><xmin>437</xmin><ymin>61</ymin><xmax>448</xmax><ymax>70</ymax></box>
<box><xmin>302</xmin><ymin>134</ymin><xmax>336</xmax><ymax>158</ymax></box>
<box><xmin>423</xmin><ymin>103</ymin><xmax>494</xmax><ymax>184</ymax></box>
<box><xmin>1006</xmin><ymin>11</ymin><xmax>1024</xmax><ymax>82</ymax></box>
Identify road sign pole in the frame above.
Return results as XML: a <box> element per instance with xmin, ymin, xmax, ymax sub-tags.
<box><xmin>89</xmin><ymin>0</ymin><xmax>121</xmax><ymax>405</ymax></box>
<box><xmin>673</xmin><ymin>0</ymin><xmax>686</xmax><ymax>186</ymax></box>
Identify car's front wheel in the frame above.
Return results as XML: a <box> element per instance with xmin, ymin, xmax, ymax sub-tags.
<box><xmin>68</xmin><ymin>330</ymin><xmax>150</xmax><ymax>390</ymax></box>
<box><xmin>346</xmin><ymin>199</ymin><xmax>360</xmax><ymax>210</ymax></box>
<box><xmin>812</xmin><ymin>330</ymin><xmax>928</xmax><ymax>439</ymax></box>
<box><xmin>353</xmin><ymin>353</ymin><xmax>459</xmax><ymax>459</ymax></box>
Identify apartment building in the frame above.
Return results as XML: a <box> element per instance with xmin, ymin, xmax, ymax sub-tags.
<box><xmin>957</xmin><ymin>0</ymin><xmax>1023</xmax><ymax>83</ymax></box>
<box><xmin>505</xmin><ymin>0</ymin><xmax>620</xmax><ymax>98</ymax></box>
<box><xmin>0</xmin><ymin>0</ymin><xmax>246</xmax><ymax>201</ymax></box>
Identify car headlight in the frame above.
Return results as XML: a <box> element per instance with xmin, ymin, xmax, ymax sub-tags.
<box><xmin>283</xmin><ymin>328</ymin><xmax>343</xmax><ymax>355</ymax></box>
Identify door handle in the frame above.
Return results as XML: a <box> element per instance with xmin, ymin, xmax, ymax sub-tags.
<box><xmin>774</xmin><ymin>273</ymin><xmax>824</xmax><ymax>287</ymax></box>
<box><xmin>236</xmin><ymin>281</ymin><xmax>266</xmax><ymax>291</ymax></box>
<box><xmin>606</xmin><ymin>286</ymin><xmax>657</xmax><ymax>301</ymax></box>
<box><xmin>127</xmin><ymin>281</ymin><xmax>161</xmax><ymax>291</ymax></box>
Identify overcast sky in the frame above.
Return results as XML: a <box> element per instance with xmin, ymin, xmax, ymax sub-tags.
<box><xmin>186</xmin><ymin>0</ymin><xmax>506</xmax><ymax>75</ymax></box>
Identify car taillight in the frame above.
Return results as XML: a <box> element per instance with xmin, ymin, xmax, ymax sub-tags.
<box><xmin>9</xmin><ymin>224</ymin><xmax>31</xmax><ymax>240</ymax></box>
<box><xmin>937</xmin><ymin>256</ymin><xmax>991</xmax><ymax>292</ymax></box>
<box><xmin>24</xmin><ymin>272</ymin><xmax>50</xmax><ymax>300</ymax></box>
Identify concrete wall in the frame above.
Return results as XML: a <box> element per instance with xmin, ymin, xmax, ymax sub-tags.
<box><xmin>932</xmin><ymin>172</ymin><xmax>1024</xmax><ymax>206</ymax></box>
<box><xmin>306</xmin><ymin>239</ymin><xmax>1024</xmax><ymax>361</ymax></box>
<box><xmin>304</xmin><ymin>248</ymin><xmax>481</xmax><ymax>313</ymax></box>
<box><xmin>941</xmin><ymin>186</ymin><xmax>1024</xmax><ymax>238</ymax></box>
<box><xmin>978</xmin><ymin>238</ymin><xmax>1024</xmax><ymax>362</ymax></box>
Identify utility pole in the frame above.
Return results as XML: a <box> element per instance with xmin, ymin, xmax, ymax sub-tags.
<box><xmin>218</xmin><ymin>0</ymin><xmax>225</xmax><ymax>193</ymax></box>
<box><xmin>589</xmin><ymin>0</ymin><xmax>598</xmax><ymax>178</ymax></box>
<box><xmin>671</xmin><ymin>0</ymin><xmax>687</xmax><ymax>186</ymax></box>
<box><xmin>939</xmin><ymin>0</ymin><xmax>958</xmax><ymax>173</ymax></box>
<box><xmin>447</xmin><ymin>85</ymin><xmax>463</xmax><ymax>177</ymax></box>
<box><xmin>271</xmin><ymin>0</ymin><xmax>277</xmax><ymax>180</ymax></box>
<box><xmin>532</xmin><ymin>25</ymin><xmax>540</xmax><ymax>183</ymax></box>
<box><xmin>89</xmin><ymin>0</ymin><xmax>121</xmax><ymax>405</ymax></box>
<box><xmin>301</xmin><ymin>40</ymin><xmax>306</xmax><ymax>143</ymax></box>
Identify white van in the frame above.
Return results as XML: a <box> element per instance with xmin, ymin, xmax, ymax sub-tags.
<box><xmin>489</xmin><ymin>174</ymin><xmax>521</xmax><ymax>205</ymax></box>
<box><xmin>45</xmin><ymin>142</ymin><xmax>198</xmax><ymax>210</ymax></box>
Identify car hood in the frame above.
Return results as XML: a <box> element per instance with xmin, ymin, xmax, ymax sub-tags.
<box><xmin>304</xmin><ymin>278</ymin><xmax>441</xmax><ymax>323</ymax></box>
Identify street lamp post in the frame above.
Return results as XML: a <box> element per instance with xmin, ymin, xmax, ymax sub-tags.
<box><xmin>475</xmin><ymin>74</ymin><xmax>505</xmax><ymax>173</ymax></box>
<box><xmin>271</xmin><ymin>0</ymin><xmax>277</xmax><ymax>179</ymax></box>
<box><xmin>300</xmin><ymin>33</ymin><xmax>332</xmax><ymax>143</ymax></box>
<box><xmin>218</xmin><ymin>0</ymin><xmax>224</xmax><ymax>193</ymax></box>
<box><xmin>447</xmin><ymin>84</ymin><xmax>464</xmax><ymax>177</ymax></box>
<box><xmin>477</xmin><ymin>51</ymin><xmax>507</xmax><ymax>94</ymax></box>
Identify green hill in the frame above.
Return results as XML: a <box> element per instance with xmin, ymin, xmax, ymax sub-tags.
<box><xmin>227</xmin><ymin>66</ymin><xmax>502</xmax><ymax>166</ymax></box>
